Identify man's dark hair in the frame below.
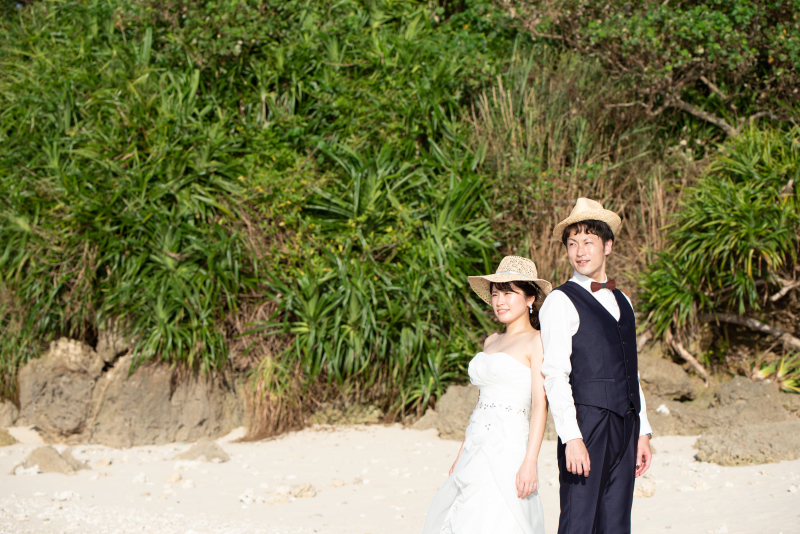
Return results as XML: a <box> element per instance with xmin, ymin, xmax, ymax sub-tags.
<box><xmin>561</xmin><ymin>220</ymin><xmax>615</xmax><ymax>246</ymax></box>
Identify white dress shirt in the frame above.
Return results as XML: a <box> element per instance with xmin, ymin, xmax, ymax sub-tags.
<box><xmin>540</xmin><ymin>271</ymin><xmax>652</xmax><ymax>443</ymax></box>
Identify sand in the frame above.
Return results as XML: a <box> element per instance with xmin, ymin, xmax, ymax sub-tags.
<box><xmin>1</xmin><ymin>425</ymin><xmax>798</xmax><ymax>534</ymax></box>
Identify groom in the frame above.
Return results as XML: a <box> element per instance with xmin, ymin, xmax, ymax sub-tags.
<box><xmin>540</xmin><ymin>198</ymin><xmax>652</xmax><ymax>534</ymax></box>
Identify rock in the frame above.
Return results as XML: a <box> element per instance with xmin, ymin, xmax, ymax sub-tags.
<box><xmin>638</xmin><ymin>343</ymin><xmax>699</xmax><ymax>400</ymax></box>
<box><xmin>19</xmin><ymin>446</ymin><xmax>76</xmax><ymax>475</ymax></box>
<box><xmin>14</xmin><ymin>464</ymin><xmax>41</xmax><ymax>475</ymax></box>
<box><xmin>166</xmin><ymin>472</ymin><xmax>182</xmax><ymax>484</ymax></box>
<box><xmin>93</xmin><ymin>458</ymin><xmax>112</xmax><ymax>468</ymax></box>
<box><xmin>17</xmin><ymin>338</ymin><xmax>104</xmax><ymax>438</ymax></box>
<box><xmin>89</xmin><ymin>355</ymin><xmax>246</xmax><ymax>447</ymax></box>
<box><xmin>238</xmin><ymin>488</ymin><xmax>256</xmax><ymax>505</ymax></box>
<box><xmin>633</xmin><ymin>478</ymin><xmax>655</xmax><ymax>498</ymax></box>
<box><xmin>0</xmin><ymin>428</ymin><xmax>16</xmax><ymax>446</ymax></box>
<box><xmin>94</xmin><ymin>326</ymin><xmax>130</xmax><ymax>363</ymax></box>
<box><xmin>411</xmin><ymin>409</ymin><xmax>439</xmax><ymax>431</ymax></box>
<box><xmin>711</xmin><ymin>377</ymin><xmax>792</xmax><ymax>427</ymax></box>
<box><xmin>0</xmin><ymin>400</ymin><xmax>19</xmax><ymax>427</ymax></box>
<box><xmin>332</xmin><ymin>478</ymin><xmax>345</xmax><ymax>487</ymax></box>
<box><xmin>292</xmin><ymin>483</ymin><xmax>316</xmax><ymax>498</ymax></box>
<box><xmin>53</xmin><ymin>491</ymin><xmax>79</xmax><ymax>501</ymax></box>
<box><xmin>695</xmin><ymin>420</ymin><xmax>800</xmax><ymax>465</ymax></box>
<box><xmin>173</xmin><ymin>438</ymin><xmax>230</xmax><ymax>462</ymax></box>
<box><xmin>308</xmin><ymin>404</ymin><xmax>384</xmax><ymax>425</ymax></box>
<box><xmin>435</xmin><ymin>384</ymin><xmax>480</xmax><ymax>440</ymax></box>
<box><xmin>60</xmin><ymin>448</ymin><xmax>90</xmax><ymax>471</ymax></box>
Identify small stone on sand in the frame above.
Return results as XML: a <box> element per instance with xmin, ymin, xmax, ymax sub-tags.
<box><xmin>633</xmin><ymin>478</ymin><xmax>655</xmax><ymax>498</ymax></box>
<box><xmin>332</xmin><ymin>478</ymin><xmax>345</xmax><ymax>487</ymax></box>
<box><xmin>166</xmin><ymin>472</ymin><xmax>182</xmax><ymax>484</ymax></box>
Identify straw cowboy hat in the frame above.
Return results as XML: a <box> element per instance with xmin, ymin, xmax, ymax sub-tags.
<box><xmin>552</xmin><ymin>197</ymin><xmax>622</xmax><ymax>239</ymax></box>
<box><xmin>468</xmin><ymin>256</ymin><xmax>552</xmax><ymax>308</ymax></box>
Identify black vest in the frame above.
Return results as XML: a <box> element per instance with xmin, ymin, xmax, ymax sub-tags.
<box><xmin>557</xmin><ymin>281</ymin><xmax>640</xmax><ymax>417</ymax></box>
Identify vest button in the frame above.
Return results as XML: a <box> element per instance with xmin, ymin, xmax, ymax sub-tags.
<box><xmin>625</xmin><ymin>359</ymin><xmax>629</xmax><ymax>363</ymax></box>
<box><xmin>627</xmin><ymin>375</ymin><xmax>631</xmax><ymax>379</ymax></box>
<box><xmin>622</xmin><ymin>341</ymin><xmax>626</xmax><ymax>346</ymax></box>
<box><xmin>630</xmin><ymin>393</ymin><xmax>633</xmax><ymax>397</ymax></box>
<box><xmin>618</xmin><ymin>324</ymin><xmax>621</xmax><ymax>329</ymax></box>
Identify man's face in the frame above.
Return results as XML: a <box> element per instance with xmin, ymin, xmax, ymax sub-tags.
<box><xmin>566</xmin><ymin>230</ymin><xmax>613</xmax><ymax>280</ymax></box>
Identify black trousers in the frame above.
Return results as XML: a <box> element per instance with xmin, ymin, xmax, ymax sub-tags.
<box><xmin>557</xmin><ymin>405</ymin><xmax>640</xmax><ymax>534</ymax></box>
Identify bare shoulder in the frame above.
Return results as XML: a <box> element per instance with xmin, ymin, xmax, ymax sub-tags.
<box><xmin>483</xmin><ymin>332</ymin><xmax>500</xmax><ymax>350</ymax></box>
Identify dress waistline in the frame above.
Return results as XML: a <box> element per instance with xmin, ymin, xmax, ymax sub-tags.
<box><xmin>476</xmin><ymin>399</ymin><xmax>530</xmax><ymax>418</ymax></box>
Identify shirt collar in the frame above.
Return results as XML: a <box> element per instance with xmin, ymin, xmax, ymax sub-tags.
<box><xmin>570</xmin><ymin>271</ymin><xmax>608</xmax><ymax>293</ymax></box>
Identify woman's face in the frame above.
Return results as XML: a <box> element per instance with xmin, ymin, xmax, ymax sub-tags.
<box><xmin>491</xmin><ymin>283</ymin><xmax>535</xmax><ymax>324</ymax></box>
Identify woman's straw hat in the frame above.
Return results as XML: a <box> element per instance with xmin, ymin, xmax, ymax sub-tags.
<box><xmin>468</xmin><ymin>256</ymin><xmax>552</xmax><ymax>308</ymax></box>
<box><xmin>552</xmin><ymin>198</ymin><xmax>622</xmax><ymax>239</ymax></box>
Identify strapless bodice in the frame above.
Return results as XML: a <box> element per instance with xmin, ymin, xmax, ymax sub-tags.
<box><xmin>469</xmin><ymin>352</ymin><xmax>532</xmax><ymax>411</ymax></box>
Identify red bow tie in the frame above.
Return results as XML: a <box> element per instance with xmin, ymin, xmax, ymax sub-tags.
<box><xmin>590</xmin><ymin>280</ymin><xmax>616</xmax><ymax>292</ymax></box>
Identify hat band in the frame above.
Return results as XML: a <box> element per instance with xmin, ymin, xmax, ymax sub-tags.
<box><xmin>495</xmin><ymin>270</ymin><xmax>532</xmax><ymax>278</ymax></box>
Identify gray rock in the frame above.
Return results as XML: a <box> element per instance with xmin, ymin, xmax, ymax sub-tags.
<box><xmin>16</xmin><ymin>340</ymin><xmax>246</xmax><ymax>447</ymax></box>
<box><xmin>0</xmin><ymin>428</ymin><xmax>16</xmax><ymax>446</ymax></box>
<box><xmin>60</xmin><ymin>448</ymin><xmax>91</xmax><ymax>471</ymax></box>
<box><xmin>0</xmin><ymin>400</ymin><xmax>18</xmax><ymax>427</ymax></box>
<box><xmin>638</xmin><ymin>343</ymin><xmax>699</xmax><ymax>400</ymax></box>
<box><xmin>19</xmin><ymin>446</ymin><xmax>77</xmax><ymax>475</ymax></box>
<box><xmin>308</xmin><ymin>404</ymin><xmax>384</xmax><ymax>425</ymax></box>
<box><xmin>17</xmin><ymin>338</ymin><xmax>104</xmax><ymax>438</ymax></box>
<box><xmin>427</xmin><ymin>384</ymin><xmax>479</xmax><ymax>441</ymax></box>
<box><xmin>95</xmin><ymin>326</ymin><xmax>130</xmax><ymax>363</ymax></box>
<box><xmin>695</xmin><ymin>420</ymin><xmax>800</xmax><ymax>465</ymax></box>
<box><xmin>173</xmin><ymin>438</ymin><xmax>230</xmax><ymax>462</ymax></box>
<box><xmin>89</xmin><ymin>355</ymin><xmax>246</xmax><ymax>447</ymax></box>
<box><xmin>410</xmin><ymin>409</ymin><xmax>440</xmax><ymax>431</ymax></box>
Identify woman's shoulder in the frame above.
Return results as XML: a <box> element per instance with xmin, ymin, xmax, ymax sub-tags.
<box><xmin>483</xmin><ymin>332</ymin><xmax>500</xmax><ymax>349</ymax></box>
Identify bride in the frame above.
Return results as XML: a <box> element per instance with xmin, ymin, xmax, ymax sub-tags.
<box><xmin>421</xmin><ymin>256</ymin><xmax>551</xmax><ymax>534</ymax></box>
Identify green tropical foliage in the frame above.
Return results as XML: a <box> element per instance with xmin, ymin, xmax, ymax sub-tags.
<box><xmin>640</xmin><ymin>125</ymin><xmax>800</xmax><ymax>335</ymax></box>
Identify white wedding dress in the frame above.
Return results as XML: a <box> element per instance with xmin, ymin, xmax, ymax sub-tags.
<box><xmin>421</xmin><ymin>352</ymin><xmax>546</xmax><ymax>534</ymax></box>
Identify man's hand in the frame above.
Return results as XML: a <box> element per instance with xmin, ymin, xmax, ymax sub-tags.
<box><xmin>636</xmin><ymin>435</ymin><xmax>652</xmax><ymax>477</ymax></box>
<box><xmin>565</xmin><ymin>438</ymin><xmax>591</xmax><ymax>477</ymax></box>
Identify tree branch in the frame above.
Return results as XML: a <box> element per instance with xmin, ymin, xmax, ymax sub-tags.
<box><xmin>700</xmin><ymin>75</ymin><xmax>728</xmax><ymax>100</ymax></box>
<box><xmin>667</xmin><ymin>96</ymin><xmax>738</xmax><ymax>137</ymax></box>
<box><xmin>770</xmin><ymin>278</ymin><xmax>800</xmax><ymax>302</ymax></box>
<box><xmin>698</xmin><ymin>312</ymin><xmax>800</xmax><ymax>351</ymax></box>
<box><xmin>665</xmin><ymin>328</ymin><xmax>710</xmax><ymax>386</ymax></box>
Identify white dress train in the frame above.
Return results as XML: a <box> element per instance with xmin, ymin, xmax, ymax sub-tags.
<box><xmin>421</xmin><ymin>352</ymin><xmax>546</xmax><ymax>534</ymax></box>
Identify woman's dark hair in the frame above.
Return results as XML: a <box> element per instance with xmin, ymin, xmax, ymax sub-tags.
<box><xmin>489</xmin><ymin>280</ymin><xmax>544</xmax><ymax>330</ymax></box>
<box><xmin>561</xmin><ymin>220</ymin><xmax>614</xmax><ymax>246</ymax></box>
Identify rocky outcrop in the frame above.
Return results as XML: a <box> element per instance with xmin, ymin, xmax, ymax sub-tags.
<box><xmin>412</xmin><ymin>384</ymin><xmax>479</xmax><ymax>440</ymax></box>
<box><xmin>0</xmin><ymin>428</ymin><xmax>16</xmax><ymax>446</ymax></box>
<box><xmin>0</xmin><ymin>400</ymin><xmax>18</xmax><ymax>427</ymax></box>
<box><xmin>638</xmin><ymin>343</ymin><xmax>700</xmax><ymax>400</ymax></box>
<box><xmin>308</xmin><ymin>404</ymin><xmax>384</xmax><ymax>425</ymax></box>
<box><xmin>14</xmin><ymin>446</ymin><xmax>90</xmax><ymax>475</ymax></box>
<box><xmin>88</xmin><ymin>355</ymin><xmax>246</xmax><ymax>448</ymax></box>
<box><xmin>173</xmin><ymin>438</ymin><xmax>230</xmax><ymax>462</ymax></box>
<box><xmin>17</xmin><ymin>339</ymin><xmax>105</xmax><ymax>437</ymax></box>
<box><xmin>647</xmin><ymin>376</ymin><xmax>795</xmax><ymax>437</ymax></box>
<box><xmin>15</xmin><ymin>337</ymin><xmax>246</xmax><ymax>447</ymax></box>
<box><xmin>695</xmin><ymin>420</ymin><xmax>800</xmax><ymax>465</ymax></box>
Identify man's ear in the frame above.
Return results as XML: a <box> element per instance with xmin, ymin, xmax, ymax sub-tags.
<box><xmin>604</xmin><ymin>238</ymin><xmax>613</xmax><ymax>257</ymax></box>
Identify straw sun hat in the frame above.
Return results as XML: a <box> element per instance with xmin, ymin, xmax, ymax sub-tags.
<box><xmin>552</xmin><ymin>198</ymin><xmax>622</xmax><ymax>240</ymax></box>
<box><xmin>468</xmin><ymin>256</ymin><xmax>552</xmax><ymax>309</ymax></box>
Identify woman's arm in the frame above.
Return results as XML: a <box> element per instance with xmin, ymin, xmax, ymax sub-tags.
<box><xmin>449</xmin><ymin>440</ymin><xmax>465</xmax><ymax>476</ymax></box>
<box><xmin>516</xmin><ymin>333</ymin><xmax>548</xmax><ymax>498</ymax></box>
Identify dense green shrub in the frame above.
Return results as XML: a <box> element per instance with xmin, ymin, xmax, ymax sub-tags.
<box><xmin>502</xmin><ymin>0</ymin><xmax>800</xmax><ymax>135</ymax></box>
<box><xmin>640</xmin><ymin>125</ymin><xmax>800</xmax><ymax>335</ymax></box>
<box><xmin>0</xmin><ymin>0</ymin><xmax>518</xmax><ymax>408</ymax></box>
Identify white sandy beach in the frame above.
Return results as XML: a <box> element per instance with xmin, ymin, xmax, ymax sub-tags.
<box><xmin>1</xmin><ymin>425</ymin><xmax>799</xmax><ymax>534</ymax></box>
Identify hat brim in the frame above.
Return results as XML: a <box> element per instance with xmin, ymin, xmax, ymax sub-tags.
<box><xmin>468</xmin><ymin>273</ymin><xmax>552</xmax><ymax>309</ymax></box>
<box><xmin>552</xmin><ymin>209</ymin><xmax>622</xmax><ymax>240</ymax></box>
